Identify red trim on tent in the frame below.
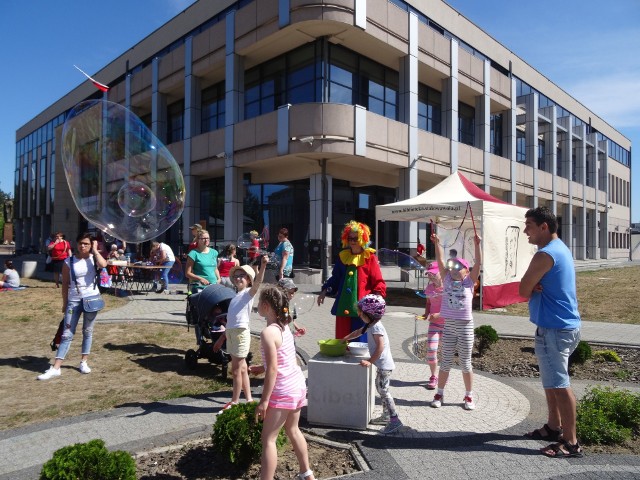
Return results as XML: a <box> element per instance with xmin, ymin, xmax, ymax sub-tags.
<box><xmin>457</xmin><ymin>172</ymin><xmax>508</xmax><ymax>204</ymax></box>
<box><xmin>482</xmin><ymin>282</ymin><xmax>527</xmax><ymax>310</ymax></box>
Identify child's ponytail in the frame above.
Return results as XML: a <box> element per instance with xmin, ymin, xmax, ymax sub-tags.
<box><xmin>259</xmin><ymin>285</ymin><xmax>292</xmax><ymax>329</ymax></box>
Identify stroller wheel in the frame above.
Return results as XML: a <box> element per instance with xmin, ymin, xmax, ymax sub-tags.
<box><xmin>185</xmin><ymin>349</ymin><xmax>198</xmax><ymax>370</ymax></box>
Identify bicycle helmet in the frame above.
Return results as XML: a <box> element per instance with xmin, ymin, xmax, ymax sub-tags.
<box><xmin>357</xmin><ymin>294</ymin><xmax>386</xmax><ymax>320</ymax></box>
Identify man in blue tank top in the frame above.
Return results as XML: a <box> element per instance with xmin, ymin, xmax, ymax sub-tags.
<box><xmin>519</xmin><ymin>206</ymin><xmax>583</xmax><ymax>459</ymax></box>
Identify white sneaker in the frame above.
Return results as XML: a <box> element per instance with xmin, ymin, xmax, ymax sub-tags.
<box><xmin>79</xmin><ymin>361</ymin><xmax>91</xmax><ymax>374</ymax></box>
<box><xmin>38</xmin><ymin>367</ymin><xmax>61</xmax><ymax>380</ymax></box>
<box><xmin>463</xmin><ymin>395</ymin><xmax>476</xmax><ymax>410</ymax></box>
<box><xmin>431</xmin><ymin>393</ymin><xmax>444</xmax><ymax>408</ymax></box>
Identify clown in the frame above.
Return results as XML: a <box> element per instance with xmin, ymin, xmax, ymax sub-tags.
<box><xmin>317</xmin><ymin>221</ymin><xmax>386</xmax><ymax>341</ymax></box>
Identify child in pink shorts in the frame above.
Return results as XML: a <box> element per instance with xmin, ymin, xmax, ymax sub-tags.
<box><xmin>423</xmin><ymin>261</ymin><xmax>444</xmax><ymax>390</ymax></box>
<box><xmin>249</xmin><ymin>285</ymin><xmax>315</xmax><ymax>480</ymax></box>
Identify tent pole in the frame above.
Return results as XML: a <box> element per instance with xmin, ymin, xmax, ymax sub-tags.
<box><xmin>479</xmin><ymin>218</ymin><xmax>484</xmax><ymax>310</ymax></box>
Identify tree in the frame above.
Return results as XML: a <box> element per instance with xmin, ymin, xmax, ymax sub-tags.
<box><xmin>0</xmin><ymin>187</ymin><xmax>14</xmax><ymax>240</ymax></box>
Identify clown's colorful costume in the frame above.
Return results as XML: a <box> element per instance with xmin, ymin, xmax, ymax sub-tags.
<box><xmin>321</xmin><ymin>222</ymin><xmax>386</xmax><ymax>341</ymax></box>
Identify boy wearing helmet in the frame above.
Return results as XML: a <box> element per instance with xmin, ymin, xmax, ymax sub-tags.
<box><xmin>340</xmin><ymin>294</ymin><xmax>402</xmax><ymax>435</ymax></box>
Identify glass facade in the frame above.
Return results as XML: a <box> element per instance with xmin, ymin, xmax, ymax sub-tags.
<box><xmin>244</xmin><ymin>42</ymin><xmax>399</xmax><ymax>121</ymax></box>
<box><xmin>243</xmin><ymin>178</ymin><xmax>310</xmax><ymax>264</ymax></box>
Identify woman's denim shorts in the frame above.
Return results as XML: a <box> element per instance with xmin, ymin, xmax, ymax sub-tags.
<box><xmin>534</xmin><ymin>326</ymin><xmax>580</xmax><ymax>389</ymax></box>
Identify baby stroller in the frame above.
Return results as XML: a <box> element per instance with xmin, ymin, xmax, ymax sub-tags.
<box><xmin>184</xmin><ymin>284</ymin><xmax>251</xmax><ymax>378</ymax></box>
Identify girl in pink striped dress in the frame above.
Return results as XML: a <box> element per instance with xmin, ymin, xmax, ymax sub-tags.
<box><xmin>423</xmin><ymin>261</ymin><xmax>445</xmax><ymax>390</ymax></box>
<box><xmin>250</xmin><ymin>285</ymin><xmax>315</xmax><ymax>480</ymax></box>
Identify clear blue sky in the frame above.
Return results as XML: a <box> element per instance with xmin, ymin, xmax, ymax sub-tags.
<box><xmin>1</xmin><ymin>1</ymin><xmax>638</xmax><ymax>220</ymax></box>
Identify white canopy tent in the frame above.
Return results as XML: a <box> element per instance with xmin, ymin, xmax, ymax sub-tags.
<box><xmin>375</xmin><ymin>172</ymin><xmax>535</xmax><ymax>309</ymax></box>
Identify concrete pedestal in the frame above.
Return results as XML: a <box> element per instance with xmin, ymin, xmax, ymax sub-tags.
<box><xmin>307</xmin><ymin>352</ymin><xmax>375</xmax><ymax>430</ymax></box>
<box><xmin>21</xmin><ymin>261</ymin><xmax>38</xmax><ymax>279</ymax></box>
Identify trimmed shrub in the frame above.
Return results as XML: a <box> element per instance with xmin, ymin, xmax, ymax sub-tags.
<box><xmin>593</xmin><ymin>350</ymin><xmax>622</xmax><ymax>363</ymax></box>
<box><xmin>577</xmin><ymin>386</ymin><xmax>640</xmax><ymax>445</ymax></box>
<box><xmin>212</xmin><ymin>401</ymin><xmax>287</xmax><ymax>467</ymax></box>
<box><xmin>39</xmin><ymin>439</ymin><xmax>136</xmax><ymax>480</ymax></box>
<box><xmin>474</xmin><ymin>325</ymin><xmax>498</xmax><ymax>356</ymax></box>
<box><xmin>569</xmin><ymin>340</ymin><xmax>592</xmax><ymax>368</ymax></box>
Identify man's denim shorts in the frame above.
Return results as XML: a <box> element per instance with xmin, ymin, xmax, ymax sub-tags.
<box><xmin>534</xmin><ymin>326</ymin><xmax>580</xmax><ymax>389</ymax></box>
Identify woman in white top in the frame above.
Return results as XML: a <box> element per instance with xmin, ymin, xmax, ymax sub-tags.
<box><xmin>0</xmin><ymin>260</ymin><xmax>20</xmax><ymax>288</ymax></box>
<box><xmin>38</xmin><ymin>232</ymin><xmax>107</xmax><ymax>380</ymax></box>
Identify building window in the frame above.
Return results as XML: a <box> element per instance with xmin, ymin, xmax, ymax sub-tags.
<box><xmin>538</xmin><ymin>140</ymin><xmax>545</xmax><ymax>171</ymax></box>
<box><xmin>50</xmin><ymin>154</ymin><xmax>55</xmax><ymax>210</ymax></box>
<box><xmin>201</xmin><ymin>82</ymin><xmax>225</xmax><ymax>133</ymax></box>
<box><xmin>418</xmin><ymin>84</ymin><xmax>442</xmax><ymax>135</ymax></box>
<box><xmin>490</xmin><ymin>113</ymin><xmax>502</xmax><ymax>156</ymax></box>
<box><xmin>39</xmin><ymin>157</ymin><xmax>46</xmax><ymax>214</ymax></box>
<box><xmin>328</xmin><ymin>44</ymin><xmax>398</xmax><ymax>120</ymax></box>
<box><xmin>458</xmin><ymin>102</ymin><xmax>475</xmax><ymax>146</ymax></box>
<box><xmin>358</xmin><ymin>57</ymin><xmax>398</xmax><ymax>119</ymax></box>
<box><xmin>166</xmin><ymin>100</ymin><xmax>184</xmax><ymax>143</ymax></box>
<box><xmin>199</xmin><ymin>177</ymin><xmax>225</xmax><ymax>246</ymax></box>
<box><xmin>516</xmin><ymin>130</ymin><xmax>526</xmax><ymax>163</ymax></box>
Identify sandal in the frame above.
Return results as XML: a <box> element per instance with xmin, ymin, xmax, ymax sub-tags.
<box><xmin>541</xmin><ymin>440</ymin><xmax>584</xmax><ymax>458</ymax></box>
<box><xmin>524</xmin><ymin>423</ymin><xmax>562</xmax><ymax>441</ymax></box>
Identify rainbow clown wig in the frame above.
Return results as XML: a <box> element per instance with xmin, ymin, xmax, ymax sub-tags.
<box><xmin>340</xmin><ymin>221</ymin><xmax>372</xmax><ymax>248</ymax></box>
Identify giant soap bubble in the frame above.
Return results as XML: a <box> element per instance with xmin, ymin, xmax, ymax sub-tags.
<box><xmin>61</xmin><ymin>100</ymin><xmax>185</xmax><ymax>243</ymax></box>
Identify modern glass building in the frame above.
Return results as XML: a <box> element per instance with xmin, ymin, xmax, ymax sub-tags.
<box><xmin>14</xmin><ymin>0</ymin><xmax>632</xmax><ymax>271</ymax></box>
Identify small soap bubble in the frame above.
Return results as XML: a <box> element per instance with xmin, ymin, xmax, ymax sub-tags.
<box><xmin>291</xmin><ymin>294</ymin><xmax>315</xmax><ymax>316</ymax></box>
<box><xmin>61</xmin><ymin>100</ymin><xmax>185</xmax><ymax>243</ymax></box>
<box><xmin>117</xmin><ymin>180</ymin><xmax>157</xmax><ymax>217</ymax></box>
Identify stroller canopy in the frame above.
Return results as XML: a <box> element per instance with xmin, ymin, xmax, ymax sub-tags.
<box><xmin>190</xmin><ymin>284</ymin><xmax>236</xmax><ymax>318</ymax></box>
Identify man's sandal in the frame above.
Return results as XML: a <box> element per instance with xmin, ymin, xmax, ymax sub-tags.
<box><xmin>541</xmin><ymin>440</ymin><xmax>584</xmax><ymax>458</ymax></box>
<box><xmin>524</xmin><ymin>423</ymin><xmax>562</xmax><ymax>441</ymax></box>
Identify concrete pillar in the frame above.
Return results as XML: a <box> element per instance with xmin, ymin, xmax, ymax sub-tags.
<box><xmin>524</xmin><ymin>93</ymin><xmax>539</xmax><ymax>207</ymax></box>
<box><xmin>588</xmin><ymin>131</ymin><xmax>599</xmax><ymax>258</ymax></box>
<box><xmin>540</xmin><ymin>105</ymin><xmax>557</xmax><ymax>214</ymax></box>
<box><xmin>442</xmin><ymin>39</ymin><xmax>459</xmax><ymax>172</ymax></box>
<box><xmin>475</xmin><ymin>59</ymin><xmax>491</xmax><ymax>192</ymax></box>
<box><xmin>151</xmin><ymin>57</ymin><xmax>167</xmax><ymax>143</ymax></box>
<box><xmin>504</xmin><ymin>76</ymin><xmax>517</xmax><ymax>204</ymax></box>
<box><xmin>397</xmin><ymin>13</ymin><xmax>419</xmax><ymax>252</ymax></box>
<box><xmin>182</xmin><ymin>35</ymin><xmax>201</xmax><ymax>246</ymax></box>
<box><xmin>574</xmin><ymin>123</ymin><xmax>587</xmax><ymax>259</ymax></box>
<box><xmin>599</xmin><ymin>139</ymin><xmax>609</xmax><ymax>259</ymax></box>
<box><xmin>562</xmin><ymin>203</ymin><xmax>573</xmax><ymax>253</ymax></box>
<box><xmin>223</xmin><ymin>11</ymin><xmax>244</xmax><ymax>242</ymax></box>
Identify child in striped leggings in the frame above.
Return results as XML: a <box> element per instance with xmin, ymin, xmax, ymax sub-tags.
<box><xmin>423</xmin><ymin>261</ymin><xmax>444</xmax><ymax>390</ymax></box>
<box><xmin>429</xmin><ymin>232</ymin><xmax>482</xmax><ymax>411</ymax></box>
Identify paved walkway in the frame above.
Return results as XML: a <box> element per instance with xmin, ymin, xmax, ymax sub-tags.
<box><xmin>2</xmin><ymin>282</ymin><xmax>640</xmax><ymax>479</ymax></box>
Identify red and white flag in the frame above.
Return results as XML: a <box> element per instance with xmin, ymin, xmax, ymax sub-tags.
<box><xmin>73</xmin><ymin>65</ymin><xmax>109</xmax><ymax>92</ymax></box>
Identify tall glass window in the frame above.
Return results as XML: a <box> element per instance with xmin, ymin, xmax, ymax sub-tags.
<box><xmin>418</xmin><ymin>84</ymin><xmax>442</xmax><ymax>135</ymax></box>
<box><xmin>516</xmin><ymin>130</ymin><xmax>526</xmax><ymax>163</ymax></box>
<box><xmin>538</xmin><ymin>140</ymin><xmax>545</xmax><ymax>171</ymax></box>
<box><xmin>198</xmin><ymin>177</ymin><xmax>225</xmax><ymax>247</ymax></box>
<box><xmin>490</xmin><ymin>113</ymin><xmax>502</xmax><ymax>156</ymax></box>
<box><xmin>166</xmin><ymin>100</ymin><xmax>184</xmax><ymax>143</ymax></box>
<box><xmin>201</xmin><ymin>82</ymin><xmax>225</xmax><ymax>133</ymax></box>
<box><xmin>39</xmin><ymin>157</ymin><xmax>47</xmax><ymax>214</ymax></box>
<box><xmin>458</xmin><ymin>102</ymin><xmax>475</xmax><ymax>146</ymax></box>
